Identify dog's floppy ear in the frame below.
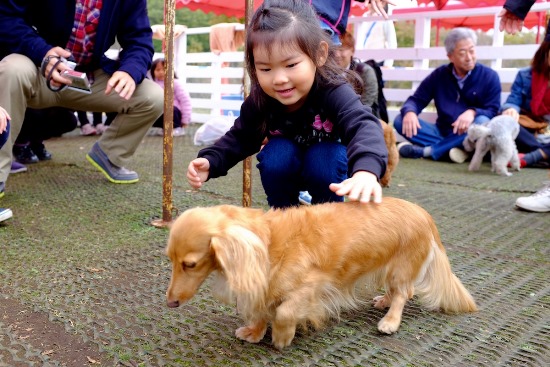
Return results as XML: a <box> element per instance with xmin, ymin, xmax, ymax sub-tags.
<box><xmin>210</xmin><ymin>225</ymin><xmax>269</xmax><ymax>304</ymax></box>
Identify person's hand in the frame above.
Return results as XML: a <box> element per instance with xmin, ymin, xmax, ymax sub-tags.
<box><xmin>367</xmin><ymin>0</ymin><xmax>397</xmax><ymax>19</ymax></box>
<box><xmin>401</xmin><ymin>111</ymin><xmax>421</xmax><ymax>138</ymax></box>
<box><xmin>105</xmin><ymin>71</ymin><xmax>136</xmax><ymax>100</ymax></box>
<box><xmin>501</xmin><ymin>108</ymin><xmax>520</xmax><ymax>122</ymax></box>
<box><xmin>451</xmin><ymin>109</ymin><xmax>475</xmax><ymax>135</ymax></box>
<box><xmin>329</xmin><ymin>171</ymin><xmax>382</xmax><ymax>204</ymax></box>
<box><xmin>498</xmin><ymin>9</ymin><xmax>524</xmax><ymax>34</ymax></box>
<box><xmin>0</xmin><ymin>106</ymin><xmax>10</xmax><ymax>133</ymax></box>
<box><xmin>187</xmin><ymin>158</ymin><xmax>210</xmax><ymax>189</ymax></box>
<box><xmin>42</xmin><ymin>47</ymin><xmax>73</xmax><ymax>89</ymax></box>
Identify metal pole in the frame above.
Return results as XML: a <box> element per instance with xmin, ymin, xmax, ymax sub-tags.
<box><xmin>242</xmin><ymin>0</ymin><xmax>254</xmax><ymax>207</ymax></box>
<box><xmin>152</xmin><ymin>0</ymin><xmax>176</xmax><ymax>228</ymax></box>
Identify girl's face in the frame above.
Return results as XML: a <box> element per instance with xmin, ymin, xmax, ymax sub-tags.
<box><xmin>253</xmin><ymin>41</ymin><xmax>327</xmax><ymax>112</ymax></box>
<box><xmin>154</xmin><ymin>62</ymin><xmax>166</xmax><ymax>81</ymax></box>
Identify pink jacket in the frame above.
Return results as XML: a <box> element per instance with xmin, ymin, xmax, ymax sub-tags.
<box><xmin>154</xmin><ymin>79</ymin><xmax>192</xmax><ymax>125</ymax></box>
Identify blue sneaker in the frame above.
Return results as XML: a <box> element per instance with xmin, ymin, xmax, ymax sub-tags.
<box><xmin>397</xmin><ymin>142</ymin><xmax>424</xmax><ymax>159</ymax></box>
<box><xmin>298</xmin><ymin>191</ymin><xmax>312</xmax><ymax>205</ymax></box>
<box><xmin>10</xmin><ymin>161</ymin><xmax>27</xmax><ymax>174</ymax></box>
<box><xmin>86</xmin><ymin>142</ymin><xmax>139</xmax><ymax>184</ymax></box>
<box><xmin>0</xmin><ymin>207</ymin><xmax>12</xmax><ymax>223</ymax></box>
<box><xmin>0</xmin><ymin>181</ymin><xmax>4</xmax><ymax>199</ymax></box>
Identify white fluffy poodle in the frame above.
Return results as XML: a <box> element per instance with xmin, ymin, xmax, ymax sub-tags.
<box><xmin>463</xmin><ymin>115</ymin><xmax>521</xmax><ymax>176</ymax></box>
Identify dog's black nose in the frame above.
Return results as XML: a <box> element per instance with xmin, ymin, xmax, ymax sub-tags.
<box><xmin>167</xmin><ymin>300</ymin><xmax>180</xmax><ymax>308</ymax></box>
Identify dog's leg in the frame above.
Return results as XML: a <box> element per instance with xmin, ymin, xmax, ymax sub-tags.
<box><xmin>235</xmin><ymin>319</ymin><xmax>268</xmax><ymax>344</ymax></box>
<box><xmin>377</xmin><ymin>292</ymin><xmax>408</xmax><ymax>334</ymax></box>
<box><xmin>509</xmin><ymin>146</ymin><xmax>521</xmax><ymax>172</ymax></box>
<box><xmin>271</xmin><ymin>284</ymin><xmax>322</xmax><ymax>349</ymax></box>
<box><xmin>492</xmin><ymin>148</ymin><xmax>512</xmax><ymax>176</ymax></box>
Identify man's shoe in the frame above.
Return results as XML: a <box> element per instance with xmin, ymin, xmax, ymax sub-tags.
<box><xmin>10</xmin><ymin>161</ymin><xmax>27</xmax><ymax>174</ymax></box>
<box><xmin>515</xmin><ymin>182</ymin><xmax>550</xmax><ymax>212</ymax></box>
<box><xmin>86</xmin><ymin>142</ymin><xmax>139</xmax><ymax>184</ymax></box>
<box><xmin>0</xmin><ymin>208</ymin><xmax>12</xmax><ymax>223</ymax></box>
<box><xmin>13</xmin><ymin>144</ymin><xmax>39</xmax><ymax>164</ymax></box>
<box><xmin>298</xmin><ymin>191</ymin><xmax>312</xmax><ymax>205</ymax></box>
<box><xmin>397</xmin><ymin>142</ymin><xmax>424</xmax><ymax>159</ymax></box>
<box><xmin>0</xmin><ymin>182</ymin><xmax>5</xmax><ymax>199</ymax></box>
<box><xmin>31</xmin><ymin>142</ymin><xmax>52</xmax><ymax>161</ymax></box>
<box><xmin>449</xmin><ymin>148</ymin><xmax>468</xmax><ymax>164</ymax></box>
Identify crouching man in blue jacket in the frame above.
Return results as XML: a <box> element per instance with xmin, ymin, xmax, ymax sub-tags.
<box><xmin>0</xmin><ymin>0</ymin><xmax>164</xmax><ymax>196</ymax></box>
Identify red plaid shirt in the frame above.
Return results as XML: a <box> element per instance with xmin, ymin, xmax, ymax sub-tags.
<box><xmin>66</xmin><ymin>0</ymin><xmax>103</xmax><ymax>66</ymax></box>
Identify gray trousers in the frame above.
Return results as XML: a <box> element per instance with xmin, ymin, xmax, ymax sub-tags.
<box><xmin>0</xmin><ymin>53</ymin><xmax>164</xmax><ymax>183</ymax></box>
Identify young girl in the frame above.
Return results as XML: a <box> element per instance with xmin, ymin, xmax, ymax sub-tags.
<box><xmin>150</xmin><ymin>58</ymin><xmax>192</xmax><ymax>136</ymax></box>
<box><xmin>187</xmin><ymin>0</ymin><xmax>388</xmax><ymax>208</ymax></box>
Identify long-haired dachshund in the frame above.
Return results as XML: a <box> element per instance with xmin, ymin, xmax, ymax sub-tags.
<box><xmin>165</xmin><ymin>198</ymin><xmax>477</xmax><ymax>349</ymax></box>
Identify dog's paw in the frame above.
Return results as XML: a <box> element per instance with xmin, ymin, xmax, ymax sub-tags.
<box><xmin>272</xmin><ymin>329</ymin><xmax>295</xmax><ymax>350</ymax></box>
<box><xmin>377</xmin><ymin>316</ymin><xmax>400</xmax><ymax>334</ymax></box>
<box><xmin>373</xmin><ymin>295</ymin><xmax>390</xmax><ymax>309</ymax></box>
<box><xmin>235</xmin><ymin>324</ymin><xmax>267</xmax><ymax>344</ymax></box>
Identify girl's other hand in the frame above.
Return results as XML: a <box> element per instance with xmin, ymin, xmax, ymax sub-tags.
<box><xmin>187</xmin><ymin>158</ymin><xmax>210</xmax><ymax>189</ymax></box>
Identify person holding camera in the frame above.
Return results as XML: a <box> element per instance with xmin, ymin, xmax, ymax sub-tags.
<box><xmin>0</xmin><ymin>0</ymin><xmax>164</xmax><ymax>196</ymax></box>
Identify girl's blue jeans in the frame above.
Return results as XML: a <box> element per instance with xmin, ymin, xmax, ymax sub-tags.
<box><xmin>256</xmin><ymin>137</ymin><xmax>347</xmax><ymax>208</ymax></box>
<box><xmin>393</xmin><ymin>114</ymin><xmax>490</xmax><ymax>160</ymax></box>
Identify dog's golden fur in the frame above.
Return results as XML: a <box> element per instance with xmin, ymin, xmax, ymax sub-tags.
<box><xmin>380</xmin><ymin>119</ymin><xmax>399</xmax><ymax>187</ymax></box>
<box><xmin>165</xmin><ymin>198</ymin><xmax>477</xmax><ymax>349</ymax></box>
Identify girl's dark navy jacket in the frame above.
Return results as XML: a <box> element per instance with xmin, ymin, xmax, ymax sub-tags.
<box><xmin>198</xmin><ymin>82</ymin><xmax>389</xmax><ymax>182</ymax></box>
<box><xmin>0</xmin><ymin>0</ymin><xmax>154</xmax><ymax>84</ymax></box>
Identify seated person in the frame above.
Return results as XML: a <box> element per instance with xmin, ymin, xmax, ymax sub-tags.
<box><xmin>149</xmin><ymin>58</ymin><xmax>192</xmax><ymax>136</ymax></box>
<box><xmin>501</xmin><ymin>31</ymin><xmax>550</xmax><ymax>168</ymax></box>
<box><xmin>13</xmin><ymin>107</ymin><xmax>78</xmax><ymax>164</ymax></box>
<box><xmin>334</xmin><ymin>32</ymin><xmax>380</xmax><ymax>118</ymax></box>
<box><xmin>394</xmin><ymin>27</ymin><xmax>501</xmax><ymax>163</ymax></box>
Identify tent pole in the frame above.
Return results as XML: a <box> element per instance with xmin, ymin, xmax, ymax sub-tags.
<box><xmin>242</xmin><ymin>0</ymin><xmax>254</xmax><ymax>207</ymax></box>
<box><xmin>152</xmin><ymin>0</ymin><xmax>176</xmax><ymax>227</ymax></box>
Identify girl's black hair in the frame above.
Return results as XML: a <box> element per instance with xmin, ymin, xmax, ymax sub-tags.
<box><xmin>245</xmin><ymin>0</ymin><xmax>360</xmax><ymax>131</ymax></box>
<box><xmin>150</xmin><ymin>58</ymin><xmax>178</xmax><ymax>80</ymax></box>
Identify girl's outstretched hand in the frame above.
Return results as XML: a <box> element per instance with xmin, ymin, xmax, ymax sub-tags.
<box><xmin>329</xmin><ymin>171</ymin><xmax>382</xmax><ymax>204</ymax></box>
<box><xmin>187</xmin><ymin>158</ymin><xmax>210</xmax><ymax>189</ymax></box>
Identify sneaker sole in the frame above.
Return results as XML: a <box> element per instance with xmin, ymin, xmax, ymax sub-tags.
<box><xmin>0</xmin><ymin>208</ymin><xmax>13</xmax><ymax>222</ymax></box>
<box><xmin>10</xmin><ymin>167</ymin><xmax>28</xmax><ymax>174</ymax></box>
<box><xmin>515</xmin><ymin>204</ymin><xmax>550</xmax><ymax>213</ymax></box>
<box><xmin>86</xmin><ymin>154</ymin><xmax>139</xmax><ymax>184</ymax></box>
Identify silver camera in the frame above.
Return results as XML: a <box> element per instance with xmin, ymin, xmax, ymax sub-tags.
<box><xmin>61</xmin><ymin>57</ymin><xmax>92</xmax><ymax>94</ymax></box>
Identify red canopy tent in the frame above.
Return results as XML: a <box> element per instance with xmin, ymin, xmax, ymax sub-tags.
<box><xmin>398</xmin><ymin>0</ymin><xmax>548</xmax><ymax>32</ymax></box>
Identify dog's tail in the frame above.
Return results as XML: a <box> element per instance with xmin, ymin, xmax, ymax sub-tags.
<box><xmin>414</xmin><ymin>224</ymin><xmax>477</xmax><ymax>313</ymax></box>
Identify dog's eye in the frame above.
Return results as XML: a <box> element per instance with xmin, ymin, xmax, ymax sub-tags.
<box><xmin>182</xmin><ymin>262</ymin><xmax>196</xmax><ymax>269</ymax></box>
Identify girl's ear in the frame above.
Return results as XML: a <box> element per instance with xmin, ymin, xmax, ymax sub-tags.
<box><xmin>317</xmin><ymin>41</ymin><xmax>329</xmax><ymax>67</ymax></box>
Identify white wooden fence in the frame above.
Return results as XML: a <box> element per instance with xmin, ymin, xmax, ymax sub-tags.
<box><xmin>171</xmin><ymin>3</ymin><xmax>550</xmax><ymax>124</ymax></box>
